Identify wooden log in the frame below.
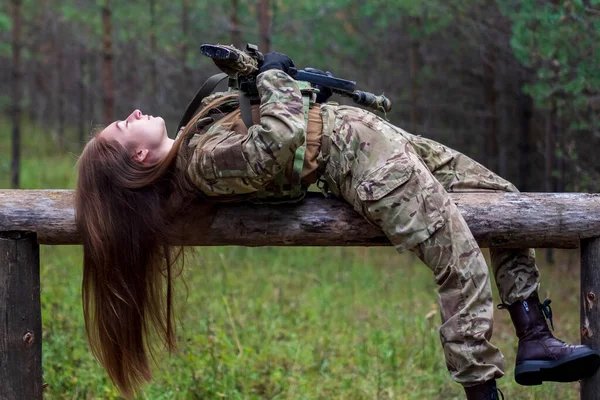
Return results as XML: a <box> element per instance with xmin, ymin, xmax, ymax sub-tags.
<box><xmin>0</xmin><ymin>231</ymin><xmax>42</xmax><ymax>400</ymax></box>
<box><xmin>581</xmin><ymin>237</ymin><xmax>600</xmax><ymax>399</ymax></box>
<box><xmin>2</xmin><ymin>189</ymin><xmax>600</xmax><ymax>248</ymax></box>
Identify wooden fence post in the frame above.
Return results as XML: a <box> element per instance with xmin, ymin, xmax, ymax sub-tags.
<box><xmin>581</xmin><ymin>237</ymin><xmax>600</xmax><ymax>400</ymax></box>
<box><xmin>0</xmin><ymin>231</ymin><xmax>42</xmax><ymax>400</ymax></box>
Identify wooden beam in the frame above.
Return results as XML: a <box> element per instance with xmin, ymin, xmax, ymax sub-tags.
<box><xmin>0</xmin><ymin>231</ymin><xmax>42</xmax><ymax>400</ymax></box>
<box><xmin>2</xmin><ymin>190</ymin><xmax>600</xmax><ymax>248</ymax></box>
<box><xmin>581</xmin><ymin>237</ymin><xmax>600</xmax><ymax>398</ymax></box>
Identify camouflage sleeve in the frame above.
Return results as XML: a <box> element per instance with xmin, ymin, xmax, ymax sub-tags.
<box><xmin>187</xmin><ymin>69</ymin><xmax>306</xmax><ymax>196</ymax></box>
<box><xmin>242</xmin><ymin>69</ymin><xmax>305</xmax><ymax>179</ymax></box>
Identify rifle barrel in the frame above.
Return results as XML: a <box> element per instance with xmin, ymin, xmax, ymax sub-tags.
<box><xmin>290</xmin><ymin>68</ymin><xmax>356</xmax><ymax>92</ymax></box>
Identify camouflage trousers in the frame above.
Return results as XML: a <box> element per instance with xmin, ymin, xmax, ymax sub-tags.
<box><xmin>319</xmin><ymin>105</ymin><xmax>540</xmax><ymax>386</ymax></box>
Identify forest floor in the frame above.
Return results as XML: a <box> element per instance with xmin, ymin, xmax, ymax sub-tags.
<box><xmin>0</xmin><ymin>121</ymin><xmax>583</xmax><ymax>399</ymax></box>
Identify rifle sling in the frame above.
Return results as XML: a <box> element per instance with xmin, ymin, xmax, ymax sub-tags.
<box><xmin>177</xmin><ymin>72</ymin><xmax>228</xmax><ymax>133</ymax></box>
<box><xmin>240</xmin><ymin>92</ymin><xmax>255</xmax><ymax>128</ymax></box>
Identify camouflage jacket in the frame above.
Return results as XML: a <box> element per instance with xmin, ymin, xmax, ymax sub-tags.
<box><xmin>181</xmin><ymin>69</ymin><xmax>308</xmax><ymax>198</ymax></box>
<box><xmin>178</xmin><ymin>69</ymin><xmax>459</xmax><ymax>202</ymax></box>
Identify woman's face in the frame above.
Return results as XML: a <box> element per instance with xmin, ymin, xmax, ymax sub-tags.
<box><xmin>100</xmin><ymin>109</ymin><xmax>170</xmax><ymax>165</ymax></box>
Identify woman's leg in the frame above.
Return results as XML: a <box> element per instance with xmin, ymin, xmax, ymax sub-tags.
<box><xmin>320</xmin><ymin>108</ymin><xmax>505</xmax><ymax>389</ymax></box>
<box><xmin>413</xmin><ymin>138</ymin><xmax>541</xmax><ymax>305</ymax></box>
<box><xmin>410</xmin><ymin>198</ymin><xmax>505</xmax><ymax>386</ymax></box>
<box><xmin>410</xmin><ymin>135</ymin><xmax>600</xmax><ymax>384</ymax></box>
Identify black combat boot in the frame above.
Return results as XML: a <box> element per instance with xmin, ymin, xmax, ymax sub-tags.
<box><xmin>500</xmin><ymin>293</ymin><xmax>600</xmax><ymax>385</ymax></box>
<box><xmin>464</xmin><ymin>380</ymin><xmax>504</xmax><ymax>400</ymax></box>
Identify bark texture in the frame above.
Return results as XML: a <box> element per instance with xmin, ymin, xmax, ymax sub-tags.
<box><xmin>11</xmin><ymin>0</ymin><xmax>22</xmax><ymax>188</ymax></box>
<box><xmin>581</xmin><ymin>237</ymin><xmax>600</xmax><ymax>398</ymax></box>
<box><xmin>258</xmin><ymin>0</ymin><xmax>271</xmax><ymax>52</ymax></box>
<box><xmin>0</xmin><ymin>231</ymin><xmax>42</xmax><ymax>400</ymax></box>
<box><xmin>101</xmin><ymin>1</ymin><xmax>114</xmax><ymax>123</ymax></box>
<box><xmin>1</xmin><ymin>191</ymin><xmax>599</xmax><ymax>248</ymax></box>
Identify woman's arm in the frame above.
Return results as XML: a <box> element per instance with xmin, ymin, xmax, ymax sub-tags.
<box><xmin>188</xmin><ymin>68</ymin><xmax>306</xmax><ymax>196</ymax></box>
<box><xmin>243</xmin><ymin>69</ymin><xmax>305</xmax><ymax>179</ymax></box>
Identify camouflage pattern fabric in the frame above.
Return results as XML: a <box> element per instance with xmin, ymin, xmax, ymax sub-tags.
<box><xmin>317</xmin><ymin>105</ymin><xmax>509</xmax><ymax>385</ymax></box>
<box><xmin>185</xmin><ymin>69</ymin><xmax>306</xmax><ymax>197</ymax></box>
<box><xmin>210</xmin><ymin>44</ymin><xmax>259</xmax><ymax>76</ymax></box>
<box><xmin>405</xmin><ymin>133</ymin><xmax>540</xmax><ymax>305</ymax></box>
<box><xmin>183</xmin><ymin>70</ymin><xmax>541</xmax><ymax>386</ymax></box>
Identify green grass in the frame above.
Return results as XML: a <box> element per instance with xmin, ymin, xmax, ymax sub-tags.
<box><xmin>1</xmin><ymin>119</ymin><xmax>583</xmax><ymax>399</ymax></box>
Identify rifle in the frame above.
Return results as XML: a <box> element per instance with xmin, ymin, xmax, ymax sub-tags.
<box><xmin>177</xmin><ymin>43</ymin><xmax>392</xmax><ymax>133</ymax></box>
<box><xmin>200</xmin><ymin>43</ymin><xmax>392</xmax><ymax>113</ymax></box>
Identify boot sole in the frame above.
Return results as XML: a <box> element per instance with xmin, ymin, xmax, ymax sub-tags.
<box><xmin>515</xmin><ymin>349</ymin><xmax>600</xmax><ymax>385</ymax></box>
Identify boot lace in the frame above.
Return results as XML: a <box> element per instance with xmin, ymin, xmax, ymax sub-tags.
<box><xmin>485</xmin><ymin>387</ymin><xmax>505</xmax><ymax>400</ymax></box>
<box><xmin>496</xmin><ymin>299</ymin><xmax>555</xmax><ymax>331</ymax></box>
<box><xmin>539</xmin><ymin>298</ymin><xmax>554</xmax><ymax>331</ymax></box>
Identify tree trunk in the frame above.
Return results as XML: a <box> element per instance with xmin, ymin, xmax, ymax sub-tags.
<box><xmin>545</xmin><ymin>99</ymin><xmax>556</xmax><ymax>193</ymax></box>
<box><xmin>496</xmin><ymin>59</ymin><xmax>508</xmax><ymax>179</ymax></box>
<box><xmin>102</xmin><ymin>1</ymin><xmax>114</xmax><ymax>124</ymax></box>
<box><xmin>126</xmin><ymin>42</ymin><xmax>138</xmax><ymax>108</ymax></box>
<box><xmin>181</xmin><ymin>0</ymin><xmax>191</xmax><ymax>90</ymax></box>
<box><xmin>88</xmin><ymin>52</ymin><xmax>98</xmax><ymax>125</ymax></box>
<box><xmin>28</xmin><ymin>20</ymin><xmax>40</xmax><ymax>124</ymax></box>
<box><xmin>498</xmin><ymin>104</ymin><xmax>508</xmax><ymax>179</ymax></box>
<box><xmin>231</xmin><ymin>0</ymin><xmax>242</xmax><ymax>48</ymax></box>
<box><xmin>78</xmin><ymin>44</ymin><xmax>87</xmax><ymax>147</ymax></box>
<box><xmin>36</xmin><ymin>0</ymin><xmax>53</xmax><ymax>128</ymax></box>
<box><xmin>518</xmin><ymin>78</ymin><xmax>533</xmax><ymax>191</ymax></box>
<box><xmin>56</xmin><ymin>41</ymin><xmax>65</xmax><ymax>152</ymax></box>
<box><xmin>11</xmin><ymin>0</ymin><xmax>22</xmax><ymax>189</ymax></box>
<box><xmin>149</xmin><ymin>0</ymin><xmax>158</xmax><ymax>110</ymax></box>
<box><xmin>258</xmin><ymin>0</ymin><xmax>271</xmax><ymax>52</ymax></box>
<box><xmin>545</xmin><ymin>98</ymin><xmax>557</xmax><ymax>264</ymax></box>
<box><xmin>556</xmin><ymin>116</ymin><xmax>566</xmax><ymax>192</ymax></box>
<box><xmin>482</xmin><ymin>45</ymin><xmax>498</xmax><ymax>173</ymax></box>
<box><xmin>409</xmin><ymin>17</ymin><xmax>421</xmax><ymax>133</ymax></box>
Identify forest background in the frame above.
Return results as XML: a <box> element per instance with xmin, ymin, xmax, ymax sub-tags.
<box><xmin>1</xmin><ymin>0</ymin><xmax>600</xmax><ymax>399</ymax></box>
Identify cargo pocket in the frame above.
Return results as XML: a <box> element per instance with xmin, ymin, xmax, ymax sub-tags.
<box><xmin>356</xmin><ymin>162</ymin><xmax>414</xmax><ymax>202</ymax></box>
<box><xmin>186</xmin><ymin>127</ymin><xmax>263</xmax><ymax>197</ymax></box>
<box><xmin>198</xmin><ymin>129</ymin><xmax>257</xmax><ymax>180</ymax></box>
<box><xmin>355</xmin><ymin>159</ymin><xmax>446</xmax><ymax>253</ymax></box>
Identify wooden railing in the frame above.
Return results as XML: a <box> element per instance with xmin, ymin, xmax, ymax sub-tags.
<box><xmin>2</xmin><ymin>190</ymin><xmax>600</xmax><ymax>399</ymax></box>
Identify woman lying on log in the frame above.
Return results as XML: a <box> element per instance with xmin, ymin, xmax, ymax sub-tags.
<box><xmin>75</xmin><ymin>51</ymin><xmax>600</xmax><ymax>400</ymax></box>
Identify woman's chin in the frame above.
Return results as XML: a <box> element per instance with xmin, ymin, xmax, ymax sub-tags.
<box><xmin>153</xmin><ymin>116</ymin><xmax>165</xmax><ymax>128</ymax></box>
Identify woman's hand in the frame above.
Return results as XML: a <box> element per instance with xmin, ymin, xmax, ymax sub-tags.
<box><xmin>259</xmin><ymin>52</ymin><xmax>295</xmax><ymax>74</ymax></box>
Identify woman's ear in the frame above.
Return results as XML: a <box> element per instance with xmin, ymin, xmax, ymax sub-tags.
<box><xmin>133</xmin><ymin>148</ymin><xmax>149</xmax><ymax>163</ymax></box>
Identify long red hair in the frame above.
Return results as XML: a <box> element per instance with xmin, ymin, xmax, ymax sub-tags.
<box><xmin>75</xmin><ymin>95</ymin><xmax>238</xmax><ymax>398</ymax></box>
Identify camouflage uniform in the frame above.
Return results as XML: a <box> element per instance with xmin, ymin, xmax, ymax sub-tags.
<box><xmin>184</xmin><ymin>69</ymin><xmax>307</xmax><ymax>197</ymax></box>
<box><xmin>183</xmin><ymin>69</ymin><xmax>541</xmax><ymax>386</ymax></box>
